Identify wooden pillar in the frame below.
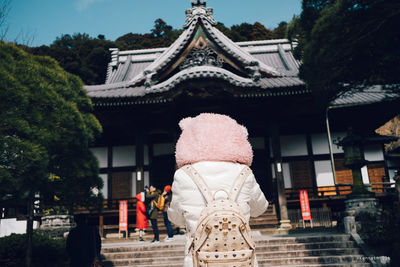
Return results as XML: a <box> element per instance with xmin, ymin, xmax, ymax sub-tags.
<box><xmin>135</xmin><ymin>131</ymin><xmax>144</xmax><ymax>194</ymax></box>
<box><xmin>99</xmin><ymin>215</ymin><xmax>104</xmax><ymax>238</ymax></box>
<box><xmin>306</xmin><ymin>133</ymin><xmax>318</xmax><ymax>197</ymax></box>
<box><xmin>270</xmin><ymin>123</ymin><xmax>291</xmax><ymax>229</ymax></box>
<box><xmin>107</xmin><ymin>146</ymin><xmax>113</xmax><ymax>201</ymax></box>
<box><xmin>264</xmin><ymin>131</ymin><xmax>274</xmax><ymax>201</ymax></box>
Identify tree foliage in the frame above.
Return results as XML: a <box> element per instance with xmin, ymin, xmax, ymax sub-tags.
<box><xmin>289</xmin><ymin>0</ymin><xmax>400</xmax><ymax>106</ymax></box>
<box><xmin>0</xmin><ymin>41</ymin><xmax>103</xmax><ymax>210</ymax></box>
<box><xmin>26</xmin><ymin>33</ymin><xmax>115</xmax><ymax>85</ymax></box>
<box><xmin>116</xmin><ymin>19</ymin><xmax>183</xmax><ymax>50</ymax></box>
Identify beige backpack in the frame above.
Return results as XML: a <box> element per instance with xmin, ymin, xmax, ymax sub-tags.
<box><xmin>183</xmin><ymin>165</ymin><xmax>256</xmax><ymax>267</ymax></box>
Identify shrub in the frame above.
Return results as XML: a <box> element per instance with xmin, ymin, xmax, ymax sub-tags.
<box><xmin>356</xmin><ymin>204</ymin><xmax>400</xmax><ymax>266</ymax></box>
<box><xmin>0</xmin><ymin>232</ymin><xmax>68</xmax><ymax>267</ymax></box>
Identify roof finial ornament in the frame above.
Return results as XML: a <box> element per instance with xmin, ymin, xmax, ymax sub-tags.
<box><xmin>191</xmin><ymin>0</ymin><xmax>206</xmax><ymax>7</ymax></box>
<box><xmin>185</xmin><ymin>0</ymin><xmax>216</xmax><ymax>28</ymax></box>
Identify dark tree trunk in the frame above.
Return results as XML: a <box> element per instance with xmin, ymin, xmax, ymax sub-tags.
<box><xmin>26</xmin><ymin>197</ymin><xmax>33</xmax><ymax>267</ymax></box>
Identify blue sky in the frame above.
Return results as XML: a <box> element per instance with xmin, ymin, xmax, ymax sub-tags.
<box><xmin>5</xmin><ymin>0</ymin><xmax>302</xmax><ymax>47</ymax></box>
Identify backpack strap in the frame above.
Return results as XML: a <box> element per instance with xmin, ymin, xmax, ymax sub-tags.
<box><xmin>182</xmin><ymin>165</ymin><xmax>213</xmax><ymax>204</ymax></box>
<box><xmin>230</xmin><ymin>166</ymin><xmax>252</xmax><ymax>201</ymax></box>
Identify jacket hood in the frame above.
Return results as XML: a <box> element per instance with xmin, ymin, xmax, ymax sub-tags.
<box><xmin>136</xmin><ymin>193</ymin><xmax>142</xmax><ymax>202</ymax></box>
<box><xmin>175</xmin><ymin>113</ymin><xmax>253</xmax><ymax>168</ymax></box>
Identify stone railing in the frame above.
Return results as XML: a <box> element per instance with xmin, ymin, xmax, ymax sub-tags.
<box><xmin>39</xmin><ymin>215</ymin><xmax>74</xmax><ymax>238</ymax></box>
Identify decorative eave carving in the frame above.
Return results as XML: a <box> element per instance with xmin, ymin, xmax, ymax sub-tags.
<box><xmin>125</xmin><ymin>0</ymin><xmax>281</xmax><ymax>91</ymax></box>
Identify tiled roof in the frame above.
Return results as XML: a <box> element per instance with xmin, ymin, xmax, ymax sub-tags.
<box><xmin>330</xmin><ymin>85</ymin><xmax>400</xmax><ymax>107</ymax></box>
<box><xmin>86</xmin><ymin>2</ymin><xmax>305</xmax><ymax>102</ymax></box>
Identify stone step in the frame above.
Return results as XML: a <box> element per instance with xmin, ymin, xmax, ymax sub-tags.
<box><xmin>101</xmin><ymin>233</ymin><xmax>372</xmax><ymax>267</ymax></box>
<box><xmin>111</xmin><ymin>264</ymin><xmax>181</xmax><ymax>267</ymax></box>
<box><xmin>255</xmin><ymin>234</ymin><xmax>351</xmax><ymax>244</ymax></box>
<box><xmin>102</xmin><ymin>243</ymin><xmax>184</xmax><ymax>253</ymax></box>
<box><xmin>105</xmin><ymin>255</ymin><xmax>184</xmax><ymax>266</ymax></box>
<box><xmin>250</xmin><ymin>218</ymin><xmax>278</xmax><ymax>224</ymax></box>
<box><xmin>256</xmin><ymin>247</ymin><xmax>362</xmax><ymax>258</ymax></box>
<box><xmin>259</xmin><ymin>264</ymin><xmax>372</xmax><ymax>267</ymax></box>
<box><xmin>251</xmin><ymin>223</ymin><xmax>281</xmax><ymax>229</ymax></box>
<box><xmin>103</xmin><ymin>249</ymin><xmax>184</xmax><ymax>259</ymax></box>
<box><xmin>256</xmin><ymin>241</ymin><xmax>359</xmax><ymax>252</ymax></box>
<box><xmin>258</xmin><ymin>255</ymin><xmax>371</xmax><ymax>266</ymax></box>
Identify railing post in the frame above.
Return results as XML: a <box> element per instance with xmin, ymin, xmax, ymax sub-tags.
<box><xmin>99</xmin><ymin>215</ymin><xmax>104</xmax><ymax>238</ymax></box>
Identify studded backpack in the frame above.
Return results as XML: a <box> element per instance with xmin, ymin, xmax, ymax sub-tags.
<box><xmin>183</xmin><ymin>165</ymin><xmax>256</xmax><ymax>267</ymax></box>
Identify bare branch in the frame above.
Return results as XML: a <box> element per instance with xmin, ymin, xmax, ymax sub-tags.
<box><xmin>13</xmin><ymin>28</ymin><xmax>36</xmax><ymax>46</ymax></box>
<box><xmin>0</xmin><ymin>0</ymin><xmax>12</xmax><ymax>40</ymax></box>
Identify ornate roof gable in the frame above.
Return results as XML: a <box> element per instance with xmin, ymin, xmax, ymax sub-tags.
<box><xmin>128</xmin><ymin>0</ymin><xmax>281</xmax><ymax>93</ymax></box>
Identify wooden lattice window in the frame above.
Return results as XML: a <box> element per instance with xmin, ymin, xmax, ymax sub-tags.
<box><xmin>112</xmin><ymin>172</ymin><xmax>132</xmax><ymax>199</ymax></box>
<box><xmin>290</xmin><ymin>160</ymin><xmax>313</xmax><ymax>189</ymax></box>
<box><xmin>368</xmin><ymin>162</ymin><xmax>386</xmax><ymax>193</ymax></box>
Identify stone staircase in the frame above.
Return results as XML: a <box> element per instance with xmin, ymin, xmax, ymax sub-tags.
<box><xmin>249</xmin><ymin>205</ymin><xmax>279</xmax><ymax>233</ymax></box>
<box><xmin>101</xmin><ymin>233</ymin><xmax>372</xmax><ymax>266</ymax></box>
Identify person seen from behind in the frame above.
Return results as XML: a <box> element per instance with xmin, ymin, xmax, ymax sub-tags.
<box><xmin>168</xmin><ymin>113</ymin><xmax>268</xmax><ymax>267</ymax></box>
<box><xmin>145</xmin><ymin>185</ymin><xmax>160</xmax><ymax>243</ymax></box>
<box><xmin>66</xmin><ymin>214</ymin><xmax>102</xmax><ymax>267</ymax></box>
<box><xmin>162</xmin><ymin>185</ymin><xmax>174</xmax><ymax>241</ymax></box>
<box><xmin>136</xmin><ymin>192</ymin><xmax>148</xmax><ymax>242</ymax></box>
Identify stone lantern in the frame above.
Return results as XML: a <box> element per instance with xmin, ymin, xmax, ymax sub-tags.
<box><xmin>337</xmin><ymin>128</ymin><xmax>374</xmax><ymax>199</ymax></box>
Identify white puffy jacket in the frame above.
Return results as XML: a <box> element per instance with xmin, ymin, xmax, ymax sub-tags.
<box><xmin>168</xmin><ymin>161</ymin><xmax>268</xmax><ymax>267</ymax></box>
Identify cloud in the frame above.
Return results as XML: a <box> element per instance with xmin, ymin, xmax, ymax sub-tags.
<box><xmin>76</xmin><ymin>0</ymin><xmax>104</xmax><ymax>12</ymax></box>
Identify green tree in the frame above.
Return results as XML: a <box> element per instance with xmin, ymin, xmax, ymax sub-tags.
<box><xmin>272</xmin><ymin>21</ymin><xmax>288</xmax><ymax>39</ymax></box>
<box><xmin>0</xmin><ymin>41</ymin><xmax>103</xmax><ymax>266</ymax></box>
<box><xmin>230</xmin><ymin>23</ymin><xmax>254</xmax><ymax>41</ymax></box>
<box><xmin>294</xmin><ymin>0</ymin><xmax>400</xmax><ymax>107</ymax></box>
<box><xmin>27</xmin><ymin>33</ymin><xmax>115</xmax><ymax>85</ymax></box>
<box><xmin>251</xmin><ymin>22</ymin><xmax>273</xmax><ymax>41</ymax></box>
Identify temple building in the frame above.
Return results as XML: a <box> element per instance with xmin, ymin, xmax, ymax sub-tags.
<box><xmin>84</xmin><ymin>0</ymin><xmax>399</xmax><ymax>231</ymax></box>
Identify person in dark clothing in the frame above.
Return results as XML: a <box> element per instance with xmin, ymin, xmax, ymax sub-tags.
<box><xmin>162</xmin><ymin>185</ymin><xmax>174</xmax><ymax>241</ymax></box>
<box><xmin>66</xmin><ymin>214</ymin><xmax>101</xmax><ymax>267</ymax></box>
<box><xmin>145</xmin><ymin>185</ymin><xmax>160</xmax><ymax>243</ymax></box>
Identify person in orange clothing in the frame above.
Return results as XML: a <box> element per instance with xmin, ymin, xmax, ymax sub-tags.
<box><xmin>136</xmin><ymin>192</ymin><xmax>148</xmax><ymax>242</ymax></box>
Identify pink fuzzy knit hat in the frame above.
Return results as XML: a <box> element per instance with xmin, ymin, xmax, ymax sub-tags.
<box><xmin>175</xmin><ymin>113</ymin><xmax>253</xmax><ymax>168</ymax></box>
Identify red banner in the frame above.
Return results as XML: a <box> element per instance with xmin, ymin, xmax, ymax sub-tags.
<box><xmin>119</xmin><ymin>200</ymin><xmax>128</xmax><ymax>232</ymax></box>
<box><xmin>299</xmin><ymin>190</ymin><xmax>312</xmax><ymax>221</ymax></box>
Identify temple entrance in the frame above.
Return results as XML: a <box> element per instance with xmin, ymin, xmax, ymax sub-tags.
<box><xmin>150</xmin><ymin>154</ymin><xmax>175</xmax><ymax>191</ymax></box>
<box><xmin>252</xmin><ymin>150</ymin><xmax>274</xmax><ymax>201</ymax></box>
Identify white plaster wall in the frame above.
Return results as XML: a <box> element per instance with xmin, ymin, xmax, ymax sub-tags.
<box><xmin>269</xmin><ymin>138</ymin><xmax>274</xmax><ymax>158</ymax></box>
<box><xmin>311</xmin><ymin>132</ymin><xmax>345</xmax><ymax>155</ymax></box>
<box><xmin>314</xmin><ymin>160</ymin><xmax>335</xmax><ymax>186</ymax></box>
<box><xmin>271</xmin><ymin>163</ymin><xmax>276</xmax><ymax>178</ymax></box>
<box><xmin>0</xmin><ymin>219</ymin><xmax>39</xmax><ymax>237</ymax></box>
<box><xmin>100</xmin><ymin>174</ymin><xmax>107</xmax><ymax>199</ymax></box>
<box><xmin>91</xmin><ymin>147</ymin><xmax>108</xmax><ymax>168</ymax></box>
<box><xmin>280</xmin><ymin>135</ymin><xmax>308</xmax><ymax>157</ymax></box>
<box><xmin>364</xmin><ymin>144</ymin><xmax>384</xmax><ymax>161</ymax></box>
<box><xmin>153</xmin><ymin>143</ymin><xmax>175</xmax><ymax>156</ymax></box>
<box><xmin>249</xmin><ymin>137</ymin><xmax>265</xmax><ymax>150</ymax></box>
<box><xmin>311</xmin><ymin>133</ymin><xmax>330</xmax><ymax>155</ymax></box>
<box><xmin>386</xmin><ymin>159</ymin><xmax>398</xmax><ymax>167</ymax></box>
<box><xmin>282</xmin><ymin>162</ymin><xmax>292</xmax><ymax>188</ymax></box>
<box><xmin>131</xmin><ymin>172</ymin><xmax>137</xmax><ymax>197</ymax></box>
<box><xmin>112</xmin><ymin>145</ymin><xmax>135</xmax><ymax>167</ymax></box>
<box><xmin>144</xmin><ymin>145</ymin><xmax>149</xmax><ymax>165</ymax></box>
<box><xmin>144</xmin><ymin>171</ymin><xmax>150</xmax><ymax>188</ymax></box>
<box><xmin>331</xmin><ymin>132</ymin><xmax>346</xmax><ymax>153</ymax></box>
<box><xmin>361</xmin><ymin>166</ymin><xmax>370</xmax><ymax>184</ymax></box>
<box><xmin>388</xmin><ymin>169</ymin><xmax>397</xmax><ymax>183</ymax></box>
